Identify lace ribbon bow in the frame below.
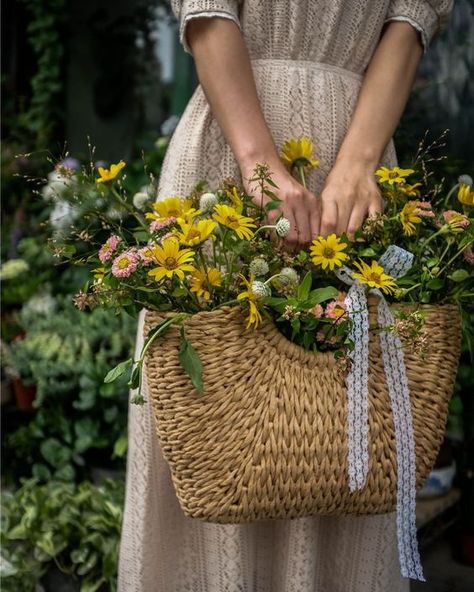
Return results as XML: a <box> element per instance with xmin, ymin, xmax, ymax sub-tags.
<box><xmin>335</xmin><ymin>245</ymin><xmax>425</xmax><ymax>581</ymax></box>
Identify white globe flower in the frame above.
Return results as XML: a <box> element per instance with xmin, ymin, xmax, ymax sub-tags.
<box><xmin>275</xmin><ymin>217</ymin><xmax>291</xmax><ymax>237</ymax></box>
<box><xmin>0</xmin><ymin>259</ymin><xmax>29</xmax><ymax>280</ymax></box>
<box><xmin>251</xmin><ymin>281</ymin><xmax>271</xmax><ymax>299</ymax></box>
<box><xmin>133</xmin><ymin>191</ymin><xmax>150</xmax><ymax>210</ymax></box>
<box><xmin>458</xmin><ymin>174</ymin><xmax>473</xmax><ymax>187</ymax></box>
<box><xmin>41</xmin><ymin>171</ymin><xmax>75</xmax><ymax>201</ymax></box>
<box><xmin>249</xmin><ymin>257</ymin><xmax>269</xmax><ymax>277</ymax></box>
<box><xmin>50</xmin><ymin>201</ymin><xmax>76</xmax><ymax>230</ymax></box>
<box><xmin>279</xmin><ymin>267</ymin><xmax>299</xmax><ymax>285</ymax></box>
<box><xmin>199</xmin><ymin>192</ymin><xmax>218</xmax><ymax>212</ymax></box>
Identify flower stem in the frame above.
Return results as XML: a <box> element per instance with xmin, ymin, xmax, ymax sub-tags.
<box><xmin>298</xmin><ymin>166</ymin><xmax>307</xmax><ymax>189</ymax></box>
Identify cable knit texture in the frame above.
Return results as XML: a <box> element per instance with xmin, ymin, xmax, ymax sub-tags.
<box><xmin>118</xmin><ymin>1</ymin><xmax>453</xmax><ymax>590</ymax></box>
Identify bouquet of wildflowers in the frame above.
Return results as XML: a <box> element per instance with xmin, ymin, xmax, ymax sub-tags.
<box><xmin>51</xmin><ymin>135</ymin><xmax>473</xmax><ymax>403</ymax></box>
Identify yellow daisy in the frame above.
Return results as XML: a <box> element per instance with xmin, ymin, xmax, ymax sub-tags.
<box><xmin>175</xmin><ymin>218</ymin><xmax>217</xmax><ymax>246</ymax></box>
<box><xmin>375</xmin><ymin>166</ymin><xmax>415</xmax><ymax>186</ymax></box>
<box><xmin>237</xmin><ymin>274</ymin><xmax>263</xmax><ymax>329</ymax></box>
<box><xmin>352</xmin><ymin>260</ymin><xmax>397</xmax><ymax>295</ymax></box>
<box><xmin>398</xmin><ymin>182</ymin><xmax>422</xmax><ymax>198</ymax></box>
<box><xmin>146</xmin><ymin>196</ymin><xmax>198</xmax><ymax>223</ymax></box>
<box><xmin>96</xmin><ymin>160</ymin><xmax>126</xmax><ymax>184</ymax></box>
<box><xmin>189</xmin><ymin>267</ymin><xmax>223</xmax><ymax>300</ymax></box>
<box><xmin>147</xmin><ymin>236</ymin><xmax>195</xmax><ymax>282</ymax></box>
<box><xmin>213</xmin><ymin>204</ymin><xmax>256</xmax><ymax>240</ymax></box>
<box><xmin>458</xmin><ymin>183</ymin><xmax>474</xmax><ymax>206</ymax></box>
<box><xmin>399</xmin><ymin>201</ymin><xmax>422</xmax><ymax>235</ymax></box>
<box><xmin>310</xmin><ymin>233</ymin><xmax>349</xmax><ymax>270</ymax></box>
<box><xmin>280</xmin><ymin>137</ymin><xmax>320</xmax><ymax>170</ymax></box>
<box><xmin>227</xmin><ymin>186</ymin><xmax>244</xmax><ymax>214</ymax></box>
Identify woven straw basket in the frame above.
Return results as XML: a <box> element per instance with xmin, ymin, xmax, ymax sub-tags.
<box><xmin>143</xmin><ymin>297</ymin><xmax>461</xmax><ymax>524</ymax></box>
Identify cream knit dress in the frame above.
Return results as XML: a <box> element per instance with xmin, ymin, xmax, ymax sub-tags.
<box><xmin>118</xmin><ymin>2</ymin><xmax>453</xmax><ymax>590</ymax></box>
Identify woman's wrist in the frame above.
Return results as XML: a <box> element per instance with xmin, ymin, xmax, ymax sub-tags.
<box><xmin>334</xmin><ymin>143</ymin><xmax>381</xmax><ymax>173</ymax></box>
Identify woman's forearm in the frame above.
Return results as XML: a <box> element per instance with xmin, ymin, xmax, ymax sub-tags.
<box><xmin>186</xmin><ymin>17</ymin><xmax>321</xmax><ymax>246</ymax></box>
<box><xmin>320</xmin><ymin>21</ymin><xmax>424</xmax><ymax>237</ymax></box>
<box><xmin>336</xmin><ymin>21</ymin><xmax>423</xmax><ymax>169</ymax></box>
<box><xmin>186</xmin><ymin>18</ymin><xmax>281</xmax><ymax>173</ymax></box>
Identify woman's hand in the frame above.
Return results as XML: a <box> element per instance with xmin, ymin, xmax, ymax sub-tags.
<box><xmin>319</xmin><ymin>158</ymin><xmax>383</xmax><ymax>238</ymax></box>
<box><xmin>240</xmin><ymin>158</ymin><xmax>321</xmax><ymax>248</ymax></box>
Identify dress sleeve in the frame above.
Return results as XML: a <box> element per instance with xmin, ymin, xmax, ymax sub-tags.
<box><xmin>170</xmin><ymin>0</ymin><xmax>242</xmax><ymax>55</ymax></box>
<box><xmin>384</xmin><ymin>0</ymin><xmax>454</xmax><ymax>53</ymax></box>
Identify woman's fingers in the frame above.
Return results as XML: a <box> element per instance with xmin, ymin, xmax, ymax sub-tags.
<box><xmin>309</xmin><ymin>197</ymin><xmax>321</xmax><ymax>241</ymax></box>
<box><xmin>319</xmin><ymin>199</ymin><xmax>338</xmax><ymax>237</ymax></box>
<box><xmin>346</xmin><ymin>205</ymin><xmax>368</xmax><ymax>240</ymax></box>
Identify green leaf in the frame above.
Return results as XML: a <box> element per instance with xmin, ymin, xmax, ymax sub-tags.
<box><xmin>40</xmin><ymin>438</ymin><xmax>71</xmax><ymax>468</ymax></box>
<box><xmin>358</xmin><ymin>247</ymin><xmax>378</xmax><ymax>257</ymax></box>
<box><xmin>304</xmin><ymin>286</ymin><xmax>339</xmax><ymax>307</ymax></box>
<box><xmin>104</xmin><ymin>358</ymin><xmax>132</xmax><ymax>384</ymax></box>
<box><xmin>426</xmin><ymin>278</ymin><xmax>444</xmax><ymax>290</ymax></box>
<box><xmin>297</xmin><ymin>271</ymin><xmax>313</xmax><ymax>301</ymax></box>
<box><xmin>128</xmin><ymin>364</ymin><xmax>140</xmax><ymax>389</ymax></box>
<box><xmin>179</xmin><ymin>327</ymin><xmax>204</xmax><ymax>395</ymax></box>
<box><xmin>112</xmin><ymin>434</ymin><xmax>128</xmax><ymax>459</ymax></box>
<box><xmin>449</xmin><ymin>269</ymin><xmax>469</xmax><ymax>282</ymax></box>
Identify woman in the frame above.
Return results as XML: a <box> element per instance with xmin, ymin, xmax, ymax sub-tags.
<box><xmin>118</xmin><ymin>1</ymin><xmax>453</xmax><ymax>590</ymax></box>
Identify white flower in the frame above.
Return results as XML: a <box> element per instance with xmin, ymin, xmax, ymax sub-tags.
<box><xmin>275</xmin><ymin>217</ymin><xmax>291</xmax><ymax>237</ymax></box>
<box><xmin>0</xmin><ymin>259</ymin><xmax>29</xmax><ymax>280</ymax></box>
<box><xmin>23</xmin><ymin>293</ymin><xmax>57</xmax><ymax>316</ymax></box>
<box><xmin>41</xmin><ymin>171</ymin><xmax>75</xmax><ymax>201</ymax></box>
<box><xmin>133</xmin><ymin>191</ymin><xmax>150</xmax><ymax>210</ymax></box>
<box><xmin>458</xmin><ymin>174</ymin><xmax>473</xmax><ymax>187</ymax></box>
<box><xmin>160</xmin><ymin>114</ymin><xmax>180</xmax><ymax>136</ymax></box>
<box><xmin>50</xmin><ymin>201</ymin><xmax>76</xmax><ymax>230</ymax></box>
<box><xmin>199</xmin><ymin>192</ymin><xmax>218</xmax><ymax>212</ymax></box>
<box><xmin>251</xmin><ymin>281</ymin><xmax>271</xmax><ymax>299</ymax></box>
<box><xmin>249</xmin><ymin>257</ymin><xmax>269</xmax><ymax>277</ymax></box>
<box><xmin>279</xmin><ymin>267</ymin><xmax>299</xmax><ymax>285</ymax></box>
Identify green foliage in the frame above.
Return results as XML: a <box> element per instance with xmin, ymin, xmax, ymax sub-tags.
<box><xmin>18</xmin><ymin>0</ymin><xmax>67</xmax><ymax>148</ymax></box>
<box><xmin>1</xmin><ymin>478</ymin><xmax>123</xmax><ymax>591</ymax></box>
<box><xmin>2</xmin><ymin>296</ymin><xmax>136</xmax><ymax>483</ymax></box>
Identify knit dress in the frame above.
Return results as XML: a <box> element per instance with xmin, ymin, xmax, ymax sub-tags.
<box><xmin>118</xmin><ymin>2</ymin><xmax>453</xmax><ymax>591</ymax></box>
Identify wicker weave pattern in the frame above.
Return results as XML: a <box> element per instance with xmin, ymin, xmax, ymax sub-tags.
<box><xmin>143</xmin><ymin>299</ymin><xmax>461</xmax><ymax>523</ymax></box>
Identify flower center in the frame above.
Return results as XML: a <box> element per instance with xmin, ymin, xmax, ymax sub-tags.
<box><xmin>187</xmin><ymin>229</ymin><xmax>201</xmax><ymax>240</ymax></box>
<box><xmin>368</xmin><ymin>272</ymin><xmax>381</xmax><ymax>283</ymax></box>
<box><xmin>165</xmin><ymin>256</ymin><xmax>178</xmax><ymax>269</ymax></box>
<box><xmin>168</xmin><ymin>209</ymin><xmax>180</xmax><ymax>217</ymax></box>
<box><xmin>388</xmin><ymin>171</ymin><xmax>399</xmax><ymax>179</ymax></box>
<box><xmin>118</xmin><ymin>257</ymin><xmax>129</xmax><ymax>269</ymax></box>
<box><xmin>323</xmin><ymin>247</ymin><xmax>335</xmax><ymax>258</ymax></box>
<box><xmin>226</xmin><ymin>215</ymin><xmax>239</xmax><ymax>228</ymax></box>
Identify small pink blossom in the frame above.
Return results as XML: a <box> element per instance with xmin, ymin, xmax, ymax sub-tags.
<box><xmin>325</xmin><ymin>299</ymin><xmax>347</xmax><ymax>323</ymax></box>
<box><xmin>463</xmin><ymin>245</ymin><xmax>474</xmax><ymax>265</ymax></box>
<box><xmin>442</xmin><ymin>210</ymin><xmax>470</xmax><ymax>228</ymax></box>
<box><xmin>138</xmin><ymin>246</ymin><xmax>155</xmax><ymax>265</ymax></box>
<box><xmin>329</xmin><ymin>334</ymin><xmax>342</xmax><ymax>345</ymax></box>
<box><xmin>309</xmin><ymin>304</ymin><xmax>324</xmax><ymax>318</ymax></box>
<box><xmin>414</xmin><ymin>201</ymin><xmax>435</xmax><ymax>218</ymax></box>
<box><xmin>111</xmin><ymin>250</ymin><xmax>139</xmax><ymax>278</ymax></box>
<box><xmin>160</xmin><ymin>232</ymin><xmax>175</xmax><ymax>243</ymax></box>
<box><xmin>316</xmin><ymin>331</ymin><xmax>326</xmax><ymax>342</ymax></box>
<box><xmin>150</xmin><ymin>216</ymin><xmax>176</xmax><ymax>232</ymax></box>
<box><xmin>98</xmin><ymin>235</ymin><xmax>121</xmax><ymax>263</ymax></box>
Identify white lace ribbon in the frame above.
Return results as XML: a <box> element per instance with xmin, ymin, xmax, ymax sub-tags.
<box><xmin>335</xmin><ymin>245</ymin><xmax>425</xmax><ymax>581</ymax></box>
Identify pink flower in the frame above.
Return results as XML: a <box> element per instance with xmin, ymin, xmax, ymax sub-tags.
<box><xmin>138</xmin><ymin>245</ymin><xmax>155</xmax><ymax>265</ymax></box>
<box><xmin>98</xmin><ymin>235</ymin><xmax>121</xmax><ymax>263</ymax></box>
<box><xmin>414</xmin><ymin>201</ymin><xmax>435</xmax><ymax>218</ymax></box>
<box><xmin>111</xmin><ymin>250</ymin><xmax>139</xmax><ymax>278</ymax></box>
<box><xmin>442</xmin><ymin>210</ymin><xmax>470</xmax><ymax>228</ymax></box>
<box><xmin>463</xmin><ymin>245</ymin><xmax>474</xmax><ymax>265</ymax></box>
<box><xmin>325</xmin><ymin>299</ymin><xmax>347</xmax><ymax>323</ymax></box>
<box><xmin>159</xmin><ymin>231</ymin><xmax>175</xmax><ymax>243</ymax></box>
<box><xmin>150</xmin><ymin>216</ymin><xmax>176</xmax><ymax>232</ymax></box>
<box><xmin>316</xmin><ymin>331</ymin><xmax>326</xmax><ymax>342</ymax></box>
<box><xmin>309</xmin><ymin>304</ymin><xmax>324</xmax><ymax>318</ymax></box>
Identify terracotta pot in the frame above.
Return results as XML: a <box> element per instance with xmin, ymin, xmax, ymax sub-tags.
<box><xmin>12</xmin><ymin>378</ymin><xmax>36</xmax><ymax>411</ymax></box>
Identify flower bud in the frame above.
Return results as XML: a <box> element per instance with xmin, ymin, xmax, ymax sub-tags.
<box><xmin>251</xmin><ymin>281</ymin><xmax>271</xmax><ymax>299</ymax></box>
<box><xmin>249</xmin><ymin>257</ymin><xmax>269</xmax><ymax>277</ymax></box>
<box><xmin>199</xmin><ymin>192</ymin><xmax>218</xmax><ymax>212</ymax></box>
<box><xmin>275</xmin><ymin>217</ymin><xmax>291</xmax><ymax>237</ymax></box>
